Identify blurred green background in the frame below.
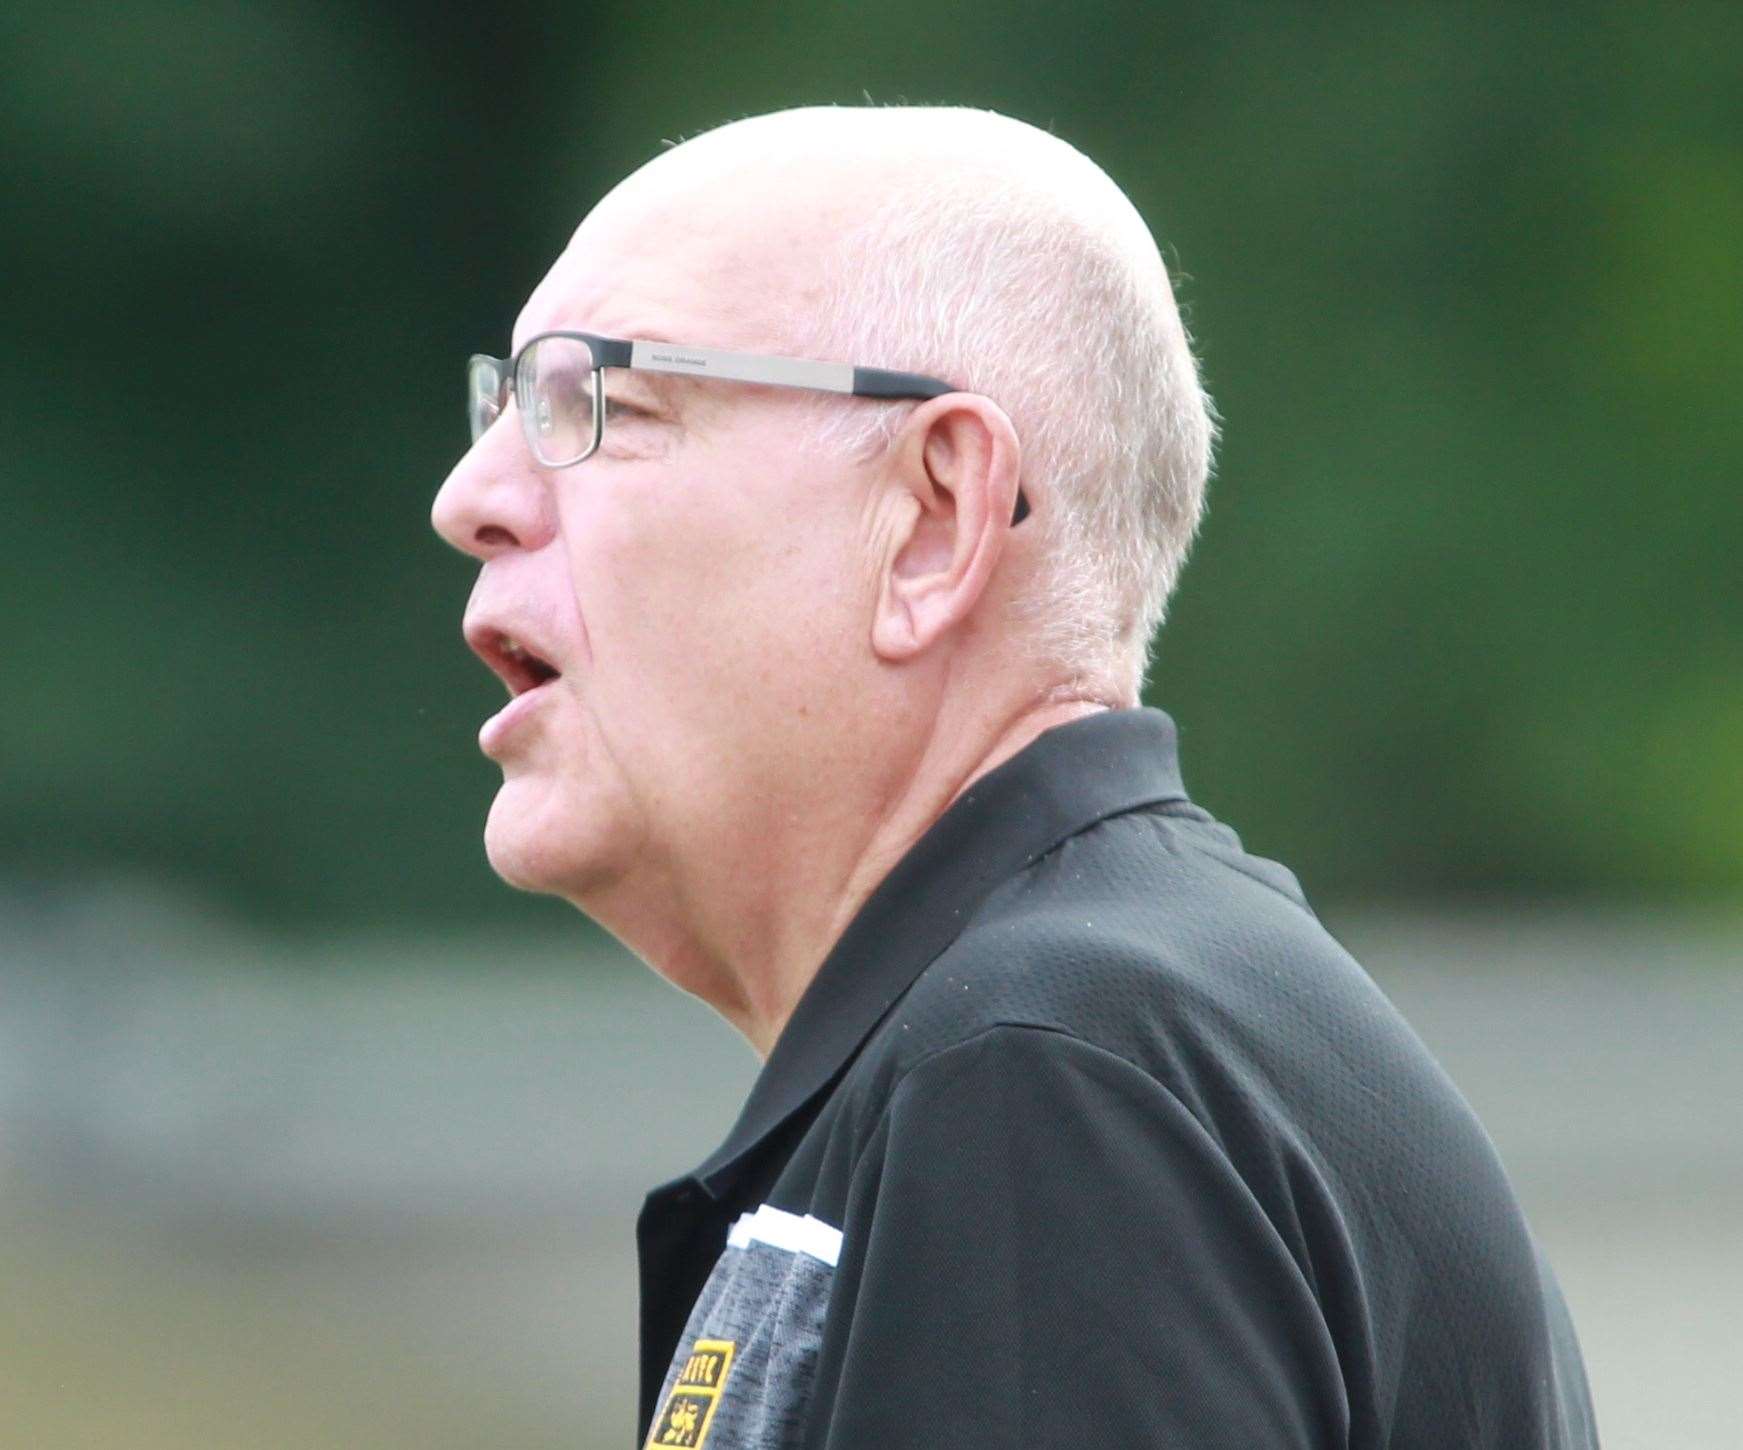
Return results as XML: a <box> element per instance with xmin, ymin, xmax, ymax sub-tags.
<box><xmin>3</xmin><ymin>3</ymin><xmax>1740</xmax><ymax>1447</ymax></box>
<box><xmin>6</xmin><ymin>0</ymin><xmax>1739</xmax><ymax>925</ymax></box>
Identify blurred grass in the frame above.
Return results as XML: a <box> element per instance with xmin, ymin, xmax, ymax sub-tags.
<box><xmin>2</xmin><ymin>1208</ymin><xmax>582</xmax><ymax>1449</ymax></box>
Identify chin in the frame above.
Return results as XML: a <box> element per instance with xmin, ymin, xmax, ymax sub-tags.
<box><xmin>482</xmin><ymin>772</ymin><xmax>624</xmax><ymax>900</ymax></box>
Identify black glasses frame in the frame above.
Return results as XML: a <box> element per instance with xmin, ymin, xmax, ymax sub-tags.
<box><xmin>467</xmin><ymin>330</ymin><xmax>1030</xmax><ymax>525</ymax></box>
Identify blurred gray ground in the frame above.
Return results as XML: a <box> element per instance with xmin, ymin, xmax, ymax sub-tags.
<box><xmin>2</xmin><ymin>891</ymin><xmax>1739</xmax><ymax>1448</ymax></box>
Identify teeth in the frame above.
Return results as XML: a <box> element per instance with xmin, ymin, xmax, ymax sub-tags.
<box><xmin>491</xmin><ymin>632</ymin><xmax>556</xmax><ymax>686</ymax></box>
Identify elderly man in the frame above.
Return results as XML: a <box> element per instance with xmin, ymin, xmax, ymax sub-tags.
<box><xmin>432</xmin><ymin>106</ymin><xmax>1596</xmax><ymax>1449</ymax></box>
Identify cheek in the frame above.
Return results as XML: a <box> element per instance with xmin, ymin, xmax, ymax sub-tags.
<box><xmin>555</xmin><ymin>484</ymin><xmax>720</xmax><ymax>619</ymax></box>
<box><xmin>651</xmin><ymin>528</ymin><xmax>859</xmax><ymax>686</ymax></box>
<box><xmin>557</xmin><ymin>442</ymin><xmax>870</xmax><ymax>696</ymax></box>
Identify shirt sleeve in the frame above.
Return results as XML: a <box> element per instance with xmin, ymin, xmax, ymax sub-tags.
<box><xmin>805</xmin><ymin>1023</ymin><xmax>1347</xmax><ymax>1448</ymax></box>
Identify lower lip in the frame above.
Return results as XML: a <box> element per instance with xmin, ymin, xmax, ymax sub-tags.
<box><xmin>479</xmin><ymin>682</ymin><xmax>556</xmax><ymax>756</ymax></box>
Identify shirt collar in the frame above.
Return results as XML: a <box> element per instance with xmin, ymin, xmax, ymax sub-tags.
<box><xmin>686</xmin><ymin>705</ymin><xmax>1190</xmax><ymax>1198</ymax></box>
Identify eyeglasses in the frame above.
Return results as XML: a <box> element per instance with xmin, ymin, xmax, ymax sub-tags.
<box><xmin>466</xmin><ymin>330</ymin><xmax>1030</xmax><ymax>525</ymax></box>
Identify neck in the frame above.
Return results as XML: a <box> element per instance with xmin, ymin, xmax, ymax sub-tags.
<box><xmin>578</xmin><ymin>688</ymin><xmax>1120</xmax><ymax>1058</ymax></box>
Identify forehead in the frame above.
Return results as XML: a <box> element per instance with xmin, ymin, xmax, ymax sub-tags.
<box><xmin>511</xmin><ymin>172</ymin><xmax>834</xmax><ymax>358</ymax></box>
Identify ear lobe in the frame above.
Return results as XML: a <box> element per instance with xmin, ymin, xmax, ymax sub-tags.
<box><xmin>870</xmin><ymin>395</ymin><xmax>1020</xmax><ymax>664</ymax></box>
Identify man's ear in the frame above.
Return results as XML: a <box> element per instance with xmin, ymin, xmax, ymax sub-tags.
<box><xmin>871</xmin><ymin>393</ymin><xmax>1022</xmax><ymax>663</ymax></box>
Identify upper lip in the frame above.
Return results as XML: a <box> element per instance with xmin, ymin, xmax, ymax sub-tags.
<box><xmin>463</xmin><ymin>616</ymin><xmax>563</xmax><ymax>697</ymax></box>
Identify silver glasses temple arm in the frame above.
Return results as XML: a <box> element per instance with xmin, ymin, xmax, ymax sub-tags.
<box><xmin>629</xmin><ymin>341</ymin><xmax>855</xmax><ymax>393</ymax></box>
<box><xmin>627</xmin><ymin>341</ymin><xmax>953</xmax><ymax>401</ymax></box>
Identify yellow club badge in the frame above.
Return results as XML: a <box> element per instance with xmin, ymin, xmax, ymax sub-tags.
<box><xmin>647</xmin><ymin>1338</ymin><xmax>737</xmax><ymax>1448</ymax></box>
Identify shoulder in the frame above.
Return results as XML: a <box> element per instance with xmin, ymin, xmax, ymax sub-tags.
<box><xmin>859</xmin><ymin>798</ymin><xmax>1384</xmax><ymax>1094</ymax></box>
<box><xmin>788</xmin><ymin>797</ymin><xmax>1595</xmax><ymax>1448</ymax></box>
<box><xmin>833</xmin><ymin>796</ymin><xmax>1516</xmax><ymax>1257</ymax></box>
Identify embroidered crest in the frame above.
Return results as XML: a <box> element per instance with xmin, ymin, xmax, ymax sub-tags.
<box><xmin>647</xmin><ymin>1338</ymin><xmax>737</xmax><ymax>1448</ymax></box>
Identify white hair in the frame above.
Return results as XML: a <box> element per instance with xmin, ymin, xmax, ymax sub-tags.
<box><xmin>778</xmin><ymin>111</ymin><xmax>1218</xmax><ymax>702</ymax></box>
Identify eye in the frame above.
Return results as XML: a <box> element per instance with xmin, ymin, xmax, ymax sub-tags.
<box><xmin>603</xmin><ymin>396</ymin><xmax>650</xmax><ymax>422</ymax></box>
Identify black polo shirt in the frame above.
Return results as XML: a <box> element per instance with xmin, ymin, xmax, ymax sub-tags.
<box><xmin>635</xmin><ymin>706</ymin><xmax>1597</xmax><ymax>1449</ymax></box>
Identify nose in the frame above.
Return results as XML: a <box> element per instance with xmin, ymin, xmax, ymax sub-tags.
<box><xmin>430</xmin><ymin>421</ymin><xmax>557</xmax><ymax>559</ymax></box>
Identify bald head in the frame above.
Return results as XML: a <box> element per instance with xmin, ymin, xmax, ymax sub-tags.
<box><xmin>616</xmin><ymin>107</ymin><xmax>1210</xmax><ymax>696</ymax></box>
<box><xmin>584</xmin><ymin>106</ymin><xmax>1174</xmax><ymax>357</ymax></box>
<box><xmin>544</xmin><ymin>105</ymin><xmax>1212</xmax><ymax>699</ymax></box>
<box><xmin>599</xmin><ymin>106</ymin><xmax>1161</xmax><ymax>257</ymax></box>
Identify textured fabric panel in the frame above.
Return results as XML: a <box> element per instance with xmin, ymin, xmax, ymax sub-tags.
<box><xmin>646</xmin><ymin>1220</ymin><xmax>838</xmax><ymax>1449</ymax></box>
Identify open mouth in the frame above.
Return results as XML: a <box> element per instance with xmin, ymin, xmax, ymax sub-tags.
<box><xmin>477</xmin><ymin>629</ymin><xmax>561</xmax><ymax>697</ymax></box>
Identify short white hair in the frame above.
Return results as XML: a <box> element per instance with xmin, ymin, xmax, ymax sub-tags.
<box><xmin>781</xmin><ymin>109</ymin><xmax>1219</xmax><ymax>701</ymax></box>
